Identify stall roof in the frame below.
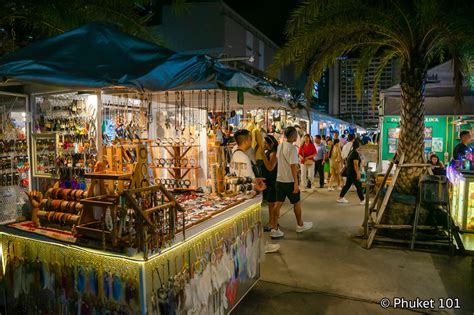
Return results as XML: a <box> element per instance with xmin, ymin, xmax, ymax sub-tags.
<box><xmin>383</xmin><ymin>60</ymin><xmax>474</xmax><ymax>115</ymax></box>
<box><xmin>0</xmin><ymin>22</ymin><xmax>277</xmax><ymax>96</ymax></box>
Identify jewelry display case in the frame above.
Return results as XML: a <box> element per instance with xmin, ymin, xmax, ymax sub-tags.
<box><xmin>31</xmin><ymin>132</ymin><xmax>59</xmax><ymax>178</ymax></box>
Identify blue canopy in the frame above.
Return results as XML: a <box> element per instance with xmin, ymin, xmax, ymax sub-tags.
<box><xmin>0</xmin><ymin>22</ymin><xmax>276</xmax><ymax>95</ymax></box>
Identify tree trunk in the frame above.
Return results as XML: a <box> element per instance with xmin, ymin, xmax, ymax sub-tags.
<box><xmin>381</xmin><ymin>59</ymin><xmax>428</xmax><ymax>226</ymax></box>
<box><xmin>396</xmin><ymin>59</ymin><xmax>427</xmax><ymax>193</ymax></box>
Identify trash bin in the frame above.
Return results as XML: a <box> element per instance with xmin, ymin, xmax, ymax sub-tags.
<box><xmin>420</xmin><ymin>175</ymin><xmax>449</xmax><ymax>205</ymax></box>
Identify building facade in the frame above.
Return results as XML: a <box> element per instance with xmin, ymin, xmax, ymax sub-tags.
<box><xmin>329</xmin><ymin>58</ymin><xmax>398</xmax><ymax>129</ymax></box>
<box><xmin>156</xmin><ymin>1</ymin><xmax>297</xmax><ymax>87</ymax></box>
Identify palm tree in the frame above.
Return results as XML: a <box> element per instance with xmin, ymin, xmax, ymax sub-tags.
<box><xmin>270</xmin><ymin>0</ymin><xmax>474</xmax><ymax>193</ymax></box>
<box><xmin>0</xmin><ymin>0</ymin><xmax>187</xmax><ymax>56</ymax></box>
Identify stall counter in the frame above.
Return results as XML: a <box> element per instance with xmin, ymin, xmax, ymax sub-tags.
<box><xmin>0</xmin><ymin>196</ymin><xmax>263</xmax><ymax>315</ymax></box>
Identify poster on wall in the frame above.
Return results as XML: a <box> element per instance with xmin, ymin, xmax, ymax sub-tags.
<box><xmin>388</xmin><ymin>128</ymin><xmax>400</xmax><ymax>139</ymax></box>
<box><xmin>432</xmin><ymin>137</ymin><xmax>444</xmax><ymax>152</ymax></box>
<box><xmin>389</xmin><ymin>144</ymin><xmax>397</xmax><ymax>154</ymax></box>
<box><xmin>424</xmin><ymin>126</ymin><xmax>433</xmax><ymax>139</ymax></box>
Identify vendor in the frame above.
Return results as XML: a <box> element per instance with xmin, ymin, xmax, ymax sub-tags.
<box><xmin>429</xmin><ymin>153</ymin><xmax>445</xmax><ymax>176</ymax></box>
<box><xmin>453</xmin><ymin>130</ymin><xmax>472</xmax><ymax>161</ymax></box>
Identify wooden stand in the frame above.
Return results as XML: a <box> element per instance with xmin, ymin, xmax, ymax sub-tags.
<box><xmin>365</xmin><ymin>153</ymin><xmax>464</xmax><ymax>253</ymax></box>
<box><xmin>151</xmin><ymin>143</ymin><xmax>200</xmax><ymax>191</ymax></box>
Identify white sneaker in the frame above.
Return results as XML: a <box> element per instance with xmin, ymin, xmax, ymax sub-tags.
<box><xmin>270</xmin><ymin>228</ymin><xmax>284</xmax><ymax>239</ymax></box>
<box><xmin>337</xmin><ymin>198</ymin><xmax>349</xmax><ymax>203</ymax></box>
<box><xmin>264</xmin><ymin>243</ymin><xmax>280</xmax><ymax>253</ymax></box>
<box><xmin>328</xmin><ymin>187</ymin><xmax>335</xmax><ymax>191</ymax></box>
<box><xmin>359</xmin><ymin>199</ymin><xmax>366</xmax><ymax>205</ymax></box>
<box><xmin>296</xmin><ymin>222</ymin><xmax>313</xmax><ymax>233</ymax></box>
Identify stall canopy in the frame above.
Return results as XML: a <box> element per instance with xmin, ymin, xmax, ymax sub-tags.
<box><xmin>0</xmin><ymin>22</ymin><xmax>276</xmax><ymax>95</ymax></box>
<box><xmin>383</xmin><ymin>61</ymin><xmax>474</xmax><ymax>115</ymax></box>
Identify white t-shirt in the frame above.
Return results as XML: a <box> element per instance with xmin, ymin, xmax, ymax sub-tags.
<box><xmin>341</xmin><ymin>141</ymin><xmax>353</xmax><ymax>160</ymax></box>
<box><xmin>277</xmin><ymin>142</ymin><xmax>299</xmax><ymax>183</ymax></box>
<box><xmin>230</xmin><ymin>149</ymin><xmax>255</xmax><ymax>178</ymax></box>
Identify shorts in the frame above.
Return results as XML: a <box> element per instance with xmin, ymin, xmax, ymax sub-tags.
<box><xmin>276</xmin><ymin>181</ymin><xmax>300</xmax><ymax>204</ymax></box>
<box><xmin>264</xmin><ymin>183</ymin><xmax>277</xmax><ymax>203</ymax></box>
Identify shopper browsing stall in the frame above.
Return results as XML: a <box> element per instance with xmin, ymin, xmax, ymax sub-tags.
<box><xmin>337</xmin><ymin>140</ymin><xmax>365</xmax><ymax>204</ymax></box>
<box><xmin>270</xmin><ymin>126</ymin><xmax>313</xmax><ymax>239</ymax></box>
<box><xmin>298</xmin><ymin>134</ymin><xmax>317</xmax><ymax>191</ymax></box>
<box><xmin>230</xmin><ymin>129</ymin><xmax>266</xmax><ymax>191</ymax></box>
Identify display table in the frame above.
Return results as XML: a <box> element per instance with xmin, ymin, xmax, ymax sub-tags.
<box><xmin>449</xmin><ymin>169</ymin><xmax>474</xmax><ymax>252</ymax></box>
<box><xmin>0</xmin><ymin>197</ymin><xmax>263</xmax><ymax>315</ymax></box>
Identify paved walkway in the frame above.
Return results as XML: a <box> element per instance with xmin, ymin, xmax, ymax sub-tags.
<box><xmin>234</xmin><ymin>188</ymin><xmax>474</xmax><ymax>315</ymax></box>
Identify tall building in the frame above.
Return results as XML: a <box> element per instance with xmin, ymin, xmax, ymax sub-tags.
<box><xmin>155</xmin><ymin>1</ymin><xmax>297</xmax><ymax>87</ymax></box>
<box><xmin>329</xmin><ymin>58</ymin><xmax>398</xmax><ymax>128</ymax></box>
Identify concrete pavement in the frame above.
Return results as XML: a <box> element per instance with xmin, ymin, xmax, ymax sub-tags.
<box><xmin>234</xmin><ymin>188</ymin><xmax>474</xmax><ymax>315</ymax></box>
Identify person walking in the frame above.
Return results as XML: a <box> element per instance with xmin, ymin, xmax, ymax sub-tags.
<box><xmin>341</xmin><ymin>134</ymin><xmax>355</xmax><ymax>160</ymax></box>
<box><xmin>324</xmin><ymin>138</ymin><xmax>332</xmax><ymax>184</ymax></box>
<box><xmin>270</xmin><ymin>126</ymin><xmax>313</xmax><ymax>239</ymax></box>
<box><xmin>328</xmin><ymin>139</ymin><xmax>343</xmax><ymax>191</ymax></box>
<box><xmin>262</xmin><ymin>135</ymin><xmax>278</xmax><ymax>231</ymax></box>
<box><xmin>313</xmin><ymin>135</ymin><xmax>327</xmax><ymax>188</ymax></box>
<box><xmin>337</xmin><ymin>140</ymin><xmax>365</xmax><ymax>204</ymax></box>
<box><xmin>298</xmin><ymin>134</ymin><xmax>317</xmax><ymax>192</ymax></box>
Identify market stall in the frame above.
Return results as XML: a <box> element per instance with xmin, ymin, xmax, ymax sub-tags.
<box><xmin>0</xmin><ymin>22</ymin><xmax>279</xmax><ymax>314</ymax></box>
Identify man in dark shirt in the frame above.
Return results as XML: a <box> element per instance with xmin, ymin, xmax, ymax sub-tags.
<box><xmin>453</xmin><ymin>130</ymin><xmax>472</xmax><ymax>160</ymax></box>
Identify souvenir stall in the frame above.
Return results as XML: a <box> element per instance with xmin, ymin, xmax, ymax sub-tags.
<box><xmin>0</xmin><ymin>23</ymin><xmax>274</xmax><ymax>314</ymax></box>
<box><xmin>447</xmin><ymin>159</ymin><xmax>474</xmax><ymax>251</ymax></box>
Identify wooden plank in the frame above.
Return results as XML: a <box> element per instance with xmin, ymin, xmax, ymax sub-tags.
<box><xmin>366</xmin><ymin>153</ymin><xmax>404</xmax><ymax>248</ymax></box>
<box><xmin>143</xmin><ymin>202</ymin><xmax>175</xmax><ymax>214</ymax></box>
<box><xmin>123</xmin><ymin>190</ymin><xmax>155</xmax><ymax>227</ymax></box>
<box><xmin>369</xmin><ymin>161</ymin><xmax>395</xmax><ymax>212</ymax></box>
<box><xmin>373</xmin><ymin>224</ymin><xmax>443</xmax><ymax>230</ymax></box>
<box><xmin>399</xmin><ymin>163</ymin><xmax>432</xmax><ymax>168</ymax></box>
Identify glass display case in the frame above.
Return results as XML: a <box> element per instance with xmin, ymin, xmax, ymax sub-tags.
<box><xmin>31</xmin><ymin>132</ymin><xmax>58</xmax><ymax>178</ymax></box>
<box><xmin>451</xmin><ymin>171</ymin><xmax>474</xmax><ymax>231</ymax></box>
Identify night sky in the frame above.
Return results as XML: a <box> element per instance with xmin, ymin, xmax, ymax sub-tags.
<box><xmin>224</xmin><ymin>0</ymin><xmax>300</xmax><ymax>45</ymax></box>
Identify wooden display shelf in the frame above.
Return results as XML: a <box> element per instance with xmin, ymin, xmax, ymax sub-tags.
<box><xmin>85</xmin><ymin>171</ymin><xmax>132</xmax><ymax>181</ymax></box>
<box><xmin>150</xmin><ymin>165</ymin><xmax>200</xmax><ymax>170</ymax></box>
<box><xmin>155</xmin><ymin>144</ymin><xmax>199</xmax><ymax>148</ymax></box>
<box><xmin>172</xmin><ymin>187</ymin><xmax>199</xmax><ymax>191</ymax></box>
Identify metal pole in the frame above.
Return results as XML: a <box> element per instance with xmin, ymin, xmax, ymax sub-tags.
<box><xmin>363</xmin><ymin>168</ymin><xmax>371</xmax><ymax>237</ymax></box>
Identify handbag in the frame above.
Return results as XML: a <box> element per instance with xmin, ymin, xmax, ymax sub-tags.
<box><xmin>341</xmin><ymin>150</ymin><xmax>354</xmax><ymax>177</ymax></box>
<box><xmin>304</xmin><ymin>159</ymin><xmax>314</xmax><ymax>166</ymax></box>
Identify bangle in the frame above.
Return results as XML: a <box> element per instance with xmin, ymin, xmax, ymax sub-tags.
<box><xmin>189</xmin><ymin>159</ymin><xmax>196</xmax><ymax>167</ymax></box>
<box><xmin>181</xmin><ymin>158</ymin><xmax>188</xmax><ymax>167</ymax></box>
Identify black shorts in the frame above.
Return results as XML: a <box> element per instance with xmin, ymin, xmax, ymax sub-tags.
<box><xmin>264</xmin><ymin>183</ymin><xmax>277</xmax><ymax>203</ymax></box>
<box><xmin>276</xmin><ymin>181</ymin><xmax>300</xmax><ymax>204</ymax></box>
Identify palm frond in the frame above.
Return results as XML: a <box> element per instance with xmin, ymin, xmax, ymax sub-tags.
<box><xmin>370</xmin><ymin>50</ymin><xmax>398</xmax><ymax>109</ymax></box>
<box><xmin>354</xmin><ymin>46</ymin><xmax>381</xmax><ymax>101</ymax></box>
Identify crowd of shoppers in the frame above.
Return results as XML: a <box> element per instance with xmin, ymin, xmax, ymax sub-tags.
<box><xmin>230</xmin><ymin>126</ymin><xmax>373</xmax><ymax>251</ymax></box>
